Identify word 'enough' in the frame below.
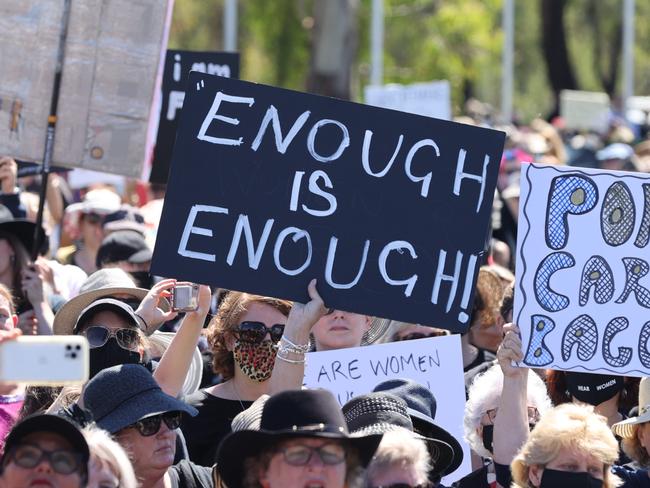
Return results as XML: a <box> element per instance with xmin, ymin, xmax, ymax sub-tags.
<box><xmin>524</xmin><ymin>313</ymin><xmax>650</xmax><ymax>369</ymax></box>
<box><xmin>178</xmin><ymin>206</ymin><xmax>477</xmax><ymax>323</ymax></box>
<box><xmin>197</xmin><ymin>91</ymin><xmax>491</xmax><ymax>211</ymax></box>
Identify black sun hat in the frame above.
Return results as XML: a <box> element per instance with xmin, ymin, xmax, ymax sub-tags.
<box><xmin>2</xmin><ymin>413</ymin><xmax>90</xmax><ymax>468</ymax></box>
<box><xmin>373</xmin><ymin>378</ymin><xmax>464</xmax><ymax>477</ymax></box>
<box><xmin>343</xmin><ymin>392</ymin><xmax>454</xmax><ymax>478</ymax></box>
<box><xmin>216</xmin><ymin>389</ymin><xmax>383</xmax><ymax>488</ymax></box>
<box><xmin>0</xmin><ymin>213</ymin><xmax>49</xmax><ymax>256</ymax></box>
<box><xmin>83</xmin><ymin>364</ymin><xmax>197</xmax><ymax>434</ymax></box>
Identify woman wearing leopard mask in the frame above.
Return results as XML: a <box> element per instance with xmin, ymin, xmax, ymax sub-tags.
<box><xmin>180</xmin><ymin>279</ymin><xmax>327</xmax><ymax>467</ymax></box>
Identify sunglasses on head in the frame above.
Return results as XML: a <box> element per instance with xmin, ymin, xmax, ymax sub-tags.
<box><xmin>83</xmin><ymin>325</ymin><xmax>140</xmax><ymax>350</ymax></box>
<box><xmin>129</xmin><ymin>411</ymin><xmax>182</xmax><ymax>437</ymax></box>
<box><xmin>9</xmin><ymin>444</ymin><xmax>83</xmax><ymax>475</ymax></box>
<box><xmin>235</xmin><ymin>321</ymin><xmax>285</xmax><ymax>344</ymax></box>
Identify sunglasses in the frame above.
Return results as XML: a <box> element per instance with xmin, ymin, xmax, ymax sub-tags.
<box><xmin>129</xmin><ymin>411</ymin><xmax>183</xmax><ymax>437</ymax></box>
<box><xmin>277</xmin><ymin>443</ymin><xmax>346</xmax><ymax>466</ymax></box>
<box><xmin>9</xmin><ymin>444</ymin><xmax>82</xmax><ymax>475</ymax></box>
<box><xmin>83</xmin><ymin>325</ymin><xmax>140</xmax><ymax>350</ymax></box>
<box><xmin>235</xmin><ymin>321</ymin><xmax>285</xmax><ymax>344</ymax></box>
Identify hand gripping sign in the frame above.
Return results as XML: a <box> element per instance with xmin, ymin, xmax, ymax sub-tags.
<box><xmin>515</xmin><ymin>164</ymin><xmax>650</xmax><ymax>376</ymax></box>
<box><xmin>151</xmin><ymin>73</ymin><xmax>505</xmax><ymax>332</ymax></box>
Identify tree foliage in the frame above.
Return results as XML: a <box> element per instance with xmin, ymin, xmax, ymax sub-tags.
<box><xmin>168</xmin><ymin>0</ymin><xmax>650</xmax><ymax>122</ymax></box>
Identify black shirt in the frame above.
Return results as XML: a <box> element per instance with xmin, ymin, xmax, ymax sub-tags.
<box><xmin>168</xmin><ymin>460</ymin><xmax>213</xmax><ymax>488</ymax></box>
<box><xmin>181</xmin><ymin>390</ymin><xmax>253</xmax><ymax>466</ymax></box>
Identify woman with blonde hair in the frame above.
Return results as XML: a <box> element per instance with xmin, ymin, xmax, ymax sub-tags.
<box><xmin>511</xmin><ymin>403</ymin><xmax>621</xmax><ymax>488</ymax></box>
<box><xmin>83</xmin><ymin>426</ymin><xmax>137</xmax><ymax>488</ymax></box>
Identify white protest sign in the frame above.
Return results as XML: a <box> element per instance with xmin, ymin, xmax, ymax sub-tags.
<box><xmin>560</xmin><ymin>90</ymin><xmax>610</xmax><ymax>133</ymax></box>
<box><xmin>365</xmin><ymin>81</ymin><xmax>451</xmax><ymax>120</ymax></box>
<box><xmin>304</xmin><ymin>335</ymin><xmax>470</xmax><ymax>484</ymax></box>
<box><xmin>515</xmin><ymin>164</ymin><xmax>650</xmax><ymax>377</ymax></box>
<box><xmin>0</xmin><ymin>0</ymin><xmax>172</xmax><ymax>177</ymax></box>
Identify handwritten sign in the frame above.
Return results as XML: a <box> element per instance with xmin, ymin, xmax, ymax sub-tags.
<box><xmin>303</xmin><ymin>335</ymin><xmax>470</xmax><ymax>484</ymax></box>
<box><xmin>0</xmin><ymin>0</ymin><xmax>172</xmax><ymax>177</ymax></box>
<box><xmin>365</xmin><ymin>81</ymin><xmax>451</xmax><ymax>121</ymax></box>
<box><xmin>560</xmin><ymin>90</ymin><xmax>610</xmax><ymax>134</ymax></box>
<box><xmin>149</xmin><ymin>50</ymin><xmax>240</xmax><ymax>184</ymax></box>
<box><xmin>151</xmin><ymin>73</ymin><xmax>504</xmax><ymax>332</ymax></box>
<box><xmin>515</xmin><ymin>164</ymin><xmax>650</xmax><ymax>377</ymax></box>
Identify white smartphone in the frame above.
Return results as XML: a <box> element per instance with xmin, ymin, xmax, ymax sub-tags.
<box><xmin>0</xmin><ymin>336</ymin><xmax>89</xmax><ymax>385</ymax></box>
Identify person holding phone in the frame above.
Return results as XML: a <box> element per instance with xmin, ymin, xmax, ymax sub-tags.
<box><xmin>0</xmin><ymin>215</ymin><xmax>53</xmax><ymax>335</ymax></box>
<box><xmin>181</xmin><ymin>279</ymin><xmax>327</xmax><ymax>467</ymax></box>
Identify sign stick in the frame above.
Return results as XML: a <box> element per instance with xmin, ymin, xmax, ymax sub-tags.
<box><xmin>32</xmin><ymin>0</ymin><xmax>72</xmax><ymax>260</ymax></box>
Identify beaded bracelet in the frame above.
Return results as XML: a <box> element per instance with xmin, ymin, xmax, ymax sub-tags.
<box><xmin>280</xmin><ymin>335</ymin><xmax>310</xmax><ymax>353</ymax></box>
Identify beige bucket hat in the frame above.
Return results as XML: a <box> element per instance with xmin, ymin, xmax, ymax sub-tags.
<box><xmin>53</xmin><ymin>268</ymin><xmax>170</xmax><ymax>336</ymax></box>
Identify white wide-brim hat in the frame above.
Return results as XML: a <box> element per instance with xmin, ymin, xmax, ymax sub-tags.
<box><xmin>612</xmin><ymin>377</ymin><xmax>650</xmax><ymax>438</ymax></box>
<box><xmin>147</xmin><ymin>331</ymin><xmax>204</xmax><ymax>397</ymax></box>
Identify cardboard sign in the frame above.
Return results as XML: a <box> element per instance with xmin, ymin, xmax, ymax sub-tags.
<box><xmin>149</xmin><ymin>50</ymin><xmax>240</xmax><ymax>184</ymax></box>
<box><xmin>515</xmin><ymin>164</ymin><xmax>650</xmax><ymax>377</ymax></box>
<box><xmin>560</xmin><ymin>90</ymin><xmax>610</xmax><ymax>133</ymax></box>
<box><xmin>365</xmin><ymin>81</ymin><xmax>451</xmax><ymax>121</ymax></box>
<box><xmin>151</xmin><ymin>73</ymin><xmax>504</xmax><ymax>332</ymax></box>
<box><xmin>0</xmin><ymin>0</ymin><xmax>172</xmax><ymax>177</ymax></box>
<box><xmin>303</xmin><ymin>335</ymin><xmax>471</xmax><ymax>484</ymax></box>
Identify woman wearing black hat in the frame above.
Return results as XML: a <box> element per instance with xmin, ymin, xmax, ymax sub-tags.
<box><xmin>0</xmin><ymin>216</ymin><xmax>53</xmax><ymax>335</ymax></box>
<box><xmin>216</xmin><ymin>389</ymin><xmax>382</xmax><ymax>488</ymax></box>
<box><xmin>0</xmin><ymin>413</ymin><xmax>90</xmax><ymax>488</ymax></box>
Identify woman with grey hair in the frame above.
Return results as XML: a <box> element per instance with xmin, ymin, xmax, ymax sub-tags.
<box><xmin>459</xmin><ymin>349</ymin><xmax>551</xmax><ymax>486</ymax></box>
<box><xmin>365</xmin><ymin>429</ymin><xmax>430</xmax><ymax>488</ymax></box>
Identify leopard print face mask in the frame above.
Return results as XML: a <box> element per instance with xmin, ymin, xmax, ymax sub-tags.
<box><xmin>233</xmin><ymin>339</ymin><xmax>278</xmax><ymax>382</ymax></box>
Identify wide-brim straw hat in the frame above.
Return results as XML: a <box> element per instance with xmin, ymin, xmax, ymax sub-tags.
<box><xmin>217</xmin><ymin>389</ymin><xmax>382</xmax><ymax>488</ymax></box>
<box><xmin>613</xmin><ymin>377</ymin><xmax>650</xmax><ymax>438</ymax></box>
<box><xmin>53</xmin><ymin>268</ymin><xmax>169</xmax><ymax>336</ymax></box>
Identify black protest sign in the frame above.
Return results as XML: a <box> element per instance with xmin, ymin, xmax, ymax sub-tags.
<box><xmin>149</xmin><ymin>50</ymin><xmax>240</xmax><ymax>184</ymax></box>
<box><xmin>151</xmin><ymin>73</ymin><xmax>505</xmax><ymax>332</ymax></box>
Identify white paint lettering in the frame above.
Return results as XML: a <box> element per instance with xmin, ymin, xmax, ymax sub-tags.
<box><xmin>197</xmin><ymin>92</ymin><xmax>255</xmax><ymax>146</ymax></box>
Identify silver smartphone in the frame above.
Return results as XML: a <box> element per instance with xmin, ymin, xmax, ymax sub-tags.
<box><xmin>0</xmin><ymin>336</ymin><xmax>89</xmax><ymax>385</ymax></box>
<box><xmin>171</xmin><ymin>284</ymin><xmax>199</xmax><ymax>312</ymax></box>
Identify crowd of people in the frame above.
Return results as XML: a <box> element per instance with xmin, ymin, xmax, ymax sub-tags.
<box><xmin>0</xmin><ymin>103</ymin><xmax>649</xmax><ymax>488</ymax></box>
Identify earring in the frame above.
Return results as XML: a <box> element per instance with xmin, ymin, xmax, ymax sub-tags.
<box><xmin>9</xmin><ymin>255</ymin><xmax>15</xmax><ymax>265</ymax></box>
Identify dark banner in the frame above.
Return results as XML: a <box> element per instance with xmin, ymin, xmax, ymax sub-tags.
<box><xmin>151</xmin><ymin>73</ymin><xmax>505</xmax><ymax>332</ymax></box>
<box><xmin>149</xmin><ymin>50</ymin><xmax>239</xmax><ymax>184</ymax></box>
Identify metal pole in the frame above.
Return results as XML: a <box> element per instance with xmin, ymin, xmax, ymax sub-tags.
<box><xmin>224</xmin><ymin>0</ymin><xmax>237</xmax><ymax>51</ymax></box>
<box><xmin>370</xmin><ymin>0</ymin><xmax>384</xmax><ymax>86</ymax></box>
<box><xmin>622</xmin><ymin>0</ymin><xmax>635</xmax><ymax>119</ymax></box>
<box><xmin>501</xmin><ymin>0</ymin><xmax>514</xmax><ymax>123</ymax></box>
<box><xmin>32</xmin><ymin>0</ymin><xmax>72</xmax><ymax>260</ymax></box>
